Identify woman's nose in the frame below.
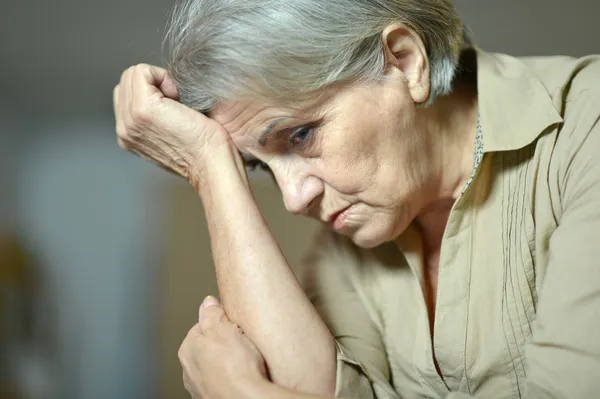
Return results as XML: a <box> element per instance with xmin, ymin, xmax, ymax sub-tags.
<box><xmin>281</xmin><ymin>175</ymin><xmax>323</xmax><ymax>215</ymax></box>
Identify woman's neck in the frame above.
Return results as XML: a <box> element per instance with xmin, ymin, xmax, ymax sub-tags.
<box><xmin>415</xmin><ymin>79</ymin><xmax>479</xmax><ymax>244</ymax></box>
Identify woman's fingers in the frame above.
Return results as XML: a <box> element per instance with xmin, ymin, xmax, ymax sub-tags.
<box><xmin>113</xmin><ymin>84</ymin><xmax>122</xmax><ymax>136</ymax></box>
<box><xmin>132</xmin><ymin>64</ymin><xmax>180</xmax><ymax>100</ymax></box>
<box><xmin>112</xmin><ymin>63</ymin><xmax>230</xmax><ymax>184</ymax></box>
<box><xmin>121</xmin><ymin>67</ymin><xmax>135</xmax><ymax>136</ymax></box>
<box><xmin>178</xmin><ymin>302</ymin><xmax>267</xmax><ymax>399</ymax></box>
<box><xmin>199</xmin><ymin>296</ymin><xmax>227</xmax><ymax>333</ymax></box>
<box><xmin>150</xmin><ymin>65</ymin><xmax>180</xmax><ymax>100</ymax></box>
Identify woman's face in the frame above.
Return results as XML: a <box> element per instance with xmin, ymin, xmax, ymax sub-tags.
<box><xmin>212</xmin><ymin>71</ymin><xmax>435</xmax><ymax>248</ymax></box>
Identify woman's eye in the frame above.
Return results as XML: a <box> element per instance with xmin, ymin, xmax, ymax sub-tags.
<box><xmin>289</xmin><ymin>126</ymin><xmax>313</xmax><ymax>148</ymax></box>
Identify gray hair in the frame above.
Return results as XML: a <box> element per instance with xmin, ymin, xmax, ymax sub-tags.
<box><xmin>165</xmin><ymin>0</ymin><xmax>468</xmax><ymax>112</ymax></box>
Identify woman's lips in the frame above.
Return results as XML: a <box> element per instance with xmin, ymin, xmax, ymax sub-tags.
<box><xmin>331</xmin><ymin>206</ymin><xmax>351</xmax><ymax>231</ymax></box>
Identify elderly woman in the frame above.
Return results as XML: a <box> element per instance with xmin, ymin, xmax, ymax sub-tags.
<box><xmin>113</xmin><ymin>0</ymin><xmax>600</xmax><ymax>397</ymax></box>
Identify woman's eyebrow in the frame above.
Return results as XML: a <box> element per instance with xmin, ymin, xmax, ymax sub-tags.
<box><xmin>258</xmin><ymin>117</ymin><xmax>290</xmax><ymax>146</ymax></box>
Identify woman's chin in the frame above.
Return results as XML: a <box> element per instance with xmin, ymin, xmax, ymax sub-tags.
<box><xmin>346</xmin><ymin>221</ymin><xmax>398</xmax><ymax>249</ymax></box>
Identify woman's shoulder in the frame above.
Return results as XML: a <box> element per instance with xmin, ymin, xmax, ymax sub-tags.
<box><xmin>301</xmin><ymin>227</ymin><xmax>404</xmax><ymax>273</ymax></box>
<box><xmin>518</xmin><ymin>53</ymin><xmax>600</xmax><ymax>105</ymax></box>
<box><xmin>512</xmin><ymin>52</ymin><xmax>600</xmax><ymax>164</ymax></box>
<box><xmin>532</xmin><ymin>54</ymin><xmax>600</xmax><ymax>214</ymax></box>
<box><xmin>543</xmin><ymin>55</ymin><xmax>600</xmax><ymax>157</ymax></box>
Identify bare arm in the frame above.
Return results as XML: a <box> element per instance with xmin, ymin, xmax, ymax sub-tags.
<box><xmin>195</xmin><ymin>142</ymin><xmax>336</xmax><ymax>393</ymax></box>
<box><xmin>114</xmin><ymin>64</ymin><xmax>335</xmax><ymax>395</ymax></box>
<box><xmin>180</xmin><ymin>295</ymin><xmax>337</xmax><ymax>399</ymax></box>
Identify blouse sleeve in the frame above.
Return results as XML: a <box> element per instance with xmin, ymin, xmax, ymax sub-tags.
<box><xmin>299</xmin><ymin>229</ymin><xmax>400</xmax><ymax>399</ymax></box>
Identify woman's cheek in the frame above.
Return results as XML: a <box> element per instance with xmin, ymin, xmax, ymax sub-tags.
<box><xmin>324</xmin><ymin>154</ymin><xmax>370</xmax><ymax>192</ymax></box>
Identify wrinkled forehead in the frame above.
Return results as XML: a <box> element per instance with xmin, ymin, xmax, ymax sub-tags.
<box><xmin>208</xmin><ymin>98</ymin><xmax>322</xmax><ymax>142</ymax></box>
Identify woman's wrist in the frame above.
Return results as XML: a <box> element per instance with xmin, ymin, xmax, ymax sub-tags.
<box><xmin>189</xmin><ymin>137</ymin><xmax>249</xmax><ymax>194</ymax></box>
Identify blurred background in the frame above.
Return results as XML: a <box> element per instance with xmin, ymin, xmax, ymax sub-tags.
<box><xmin>0</xmin><ymin>0</ymin><xmax>598</xmax><ymax>398</ymax></box>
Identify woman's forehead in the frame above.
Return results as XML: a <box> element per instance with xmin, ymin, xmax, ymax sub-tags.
<box><xmin>210</xmin><ymin>99</ymin><xmax>319</xmax><ymax>138</ymax></box>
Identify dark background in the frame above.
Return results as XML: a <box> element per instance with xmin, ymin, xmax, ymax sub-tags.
<box><xmin>0</xmin><ymin>1</ymin><xmax>598</xmax><ymax>398</ymax></box>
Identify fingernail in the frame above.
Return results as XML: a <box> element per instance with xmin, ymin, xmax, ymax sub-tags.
<box><xmin>202</xmin><ymin>295</ymin><xmax>220</xmax><ymax>308</ymax></box>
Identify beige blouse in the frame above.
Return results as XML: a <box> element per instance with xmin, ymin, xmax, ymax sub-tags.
<box><xmin>299</xmin><ymin>49</ymin><xmax>600</xmax><ymax>398</ymax></box>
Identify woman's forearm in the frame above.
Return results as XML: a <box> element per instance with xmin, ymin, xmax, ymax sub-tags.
<box><xmin>195</xmin><ymin>142</ymin><xmax>336</xmax><ymax>395</ymax></box>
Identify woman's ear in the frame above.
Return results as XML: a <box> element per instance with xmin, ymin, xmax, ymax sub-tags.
<box><xmin>381</xmin><ymin>23</ymin><xmax>430</xmax><ymax>104</ymax></box>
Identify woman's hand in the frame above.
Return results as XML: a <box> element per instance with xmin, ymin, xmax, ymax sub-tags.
<box><xmin>113</xmin><ymin>65</ymin><xmax>336</xmax><ymax>396</ymax></box>
<box><xmin>179</xmin><ymin>296</ymin><xmax>268</xmax><ymax>399</ymax></box>
<box><xmin>113</xmin><ymin>64</ymin><xmax>229</xmax><ymax>187</ymax></box>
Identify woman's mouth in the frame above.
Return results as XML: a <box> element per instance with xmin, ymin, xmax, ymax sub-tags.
<box><xmin>330</xmin><ymin>206</ymin><xmax>351</xmax><ymax>231</ymax></box>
